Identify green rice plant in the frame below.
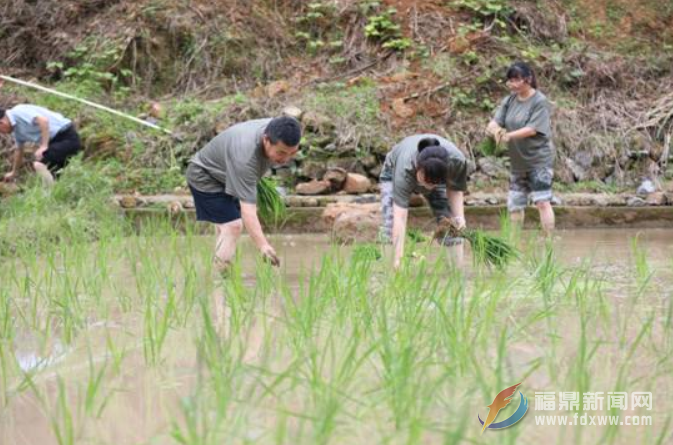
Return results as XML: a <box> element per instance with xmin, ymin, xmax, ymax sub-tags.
<box><xmin>258</xmin><ymin>177</ymin><xmax>287</xmax><ymax>228</ymax></box>
<box><xmin>197</xmin><ymin>338</ymin><xmax>238</xmax><ymax>421</ymax></box>
<box><xmin>0</xmin><ymin>286</ymin><xmax>13</xmax><ymax>342</ymax></box>
<box><xmin>373</xmin><ymin>265</ymin><xmax>444</xmax><ymax>432</ymax></box>
<box><xmin>565</xmin><ymin>271</ymin><xmax>604</xmax><ymax>399</ymax></box>
<box><xmin>0</xmin><ymin>340</ymin><xmax>15</xmax><ymax>407</ymax></box>
<box><xmin>530</xmin><ymin>240</ymin><xmax>562</xmax><ymax>302</ymax></box>
<box><xmin>48</xmin><ymin>256</ymin><xmax>87</xmax><ymax>344</ymax></box>
<box><xmin>3</xmin><ymin>202</ymin><xmax>672</xmax><ymax>444</ymax></box>
<box><xmin>468</xmin><ymin>229</ymin><xmax>519</xmax><ymax>268</ymax></box>
<box><xmin>631</xmin><ymin>235</ymin><xmax>653</xmax><ymax>294</ymax></box>
<box><xmin>300</xmin><ymin>331</ymin><xmax>372</xmax><ymax>444</ymax></box>
<box><xmin>434</xmin><ymin>217</ymin><xmax>518</xmax><ymax>268</ymax></box>
<box><xmin>476</xmin><ymin>137</ymin><xmax>500</xmax><ymax>157</ymax></box>
<box><xmin>105</xmin><ymin>332</ymin><xmax>127</xmax><ymax>375</ymax></box>
<box><xmin>282</xmin><ymin>254</ymin><xmax>341</xmax><ymax>352</ymax></box>
<box><xmin>498</xmin><ymin>210</ymin><xmax>520</xmax><ymax>243</ymax></box>
<box><xmin>50</xmin><ymin>377</ymin><xmax>77</xmax><ymax>445</ymax></box>
<box><xmin>351</xmin><ymin>243</ymin><xmax>382</xmax><ymax>263</ymax></box>
<box><xmin>83</xmin><ymin>350</ymin><xmax>113</xmax><ymax>418</ymax></box>
<box><xmin>654</xmin><ymin>416</ymin><xmax>673</xmax><ymax>445</ymax></box>
<box><xmin>142</xmin><ymin>288</ymin><xmax>176</xmax><ymax>366</ymax></box>
<box><xmin>406</xmin><ymin>228</ymin><xmax>428</xmax><ymax>243</ymax></box>
<box><xmin>171</xmin><ymin>392</ymin><xmax>224</xmax><ymax>445</ymax></box>
<box><xmin>603</xmin><ymin>314</ymin><xmax>655</xmax><ymax>444</ymax></box>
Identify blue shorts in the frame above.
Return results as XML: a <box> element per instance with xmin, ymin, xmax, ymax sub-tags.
<box><xmin>189</xmin><ymin>185</ymin><xmax>241</xmax><ymax>224</ymax></box>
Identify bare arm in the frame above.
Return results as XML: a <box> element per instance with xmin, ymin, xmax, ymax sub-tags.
<box><xmin>505</xmin><ymin>126</ymin><xmax>537</xmax><ymax>141</ymax></box>
<box><xmin>34</xmin><ymin>116</ymin><xmax>50</xmax><ymax>161</ymax></box>
<box><xmin>240</xmin><ymin>201</ymin><xmax>279</xmax><ymax>266</ymax></box>
<box><xmin>488</xmin><ymin>120</ymin><xmax>536</xmax><ymax>143</ymax></box>
<box><xmin>392</xmin><ymin>203</ymin><xmax>409</xmax><ymax>269</ymax></box>
<box><xmin>4</xmin><ymin>146</ymin><xmax>23</xmax><ymax>181</ymax></box>
<box><xmin>447</xmin><ymin>190</ymin><xmax>465</xmax><ymax>228</ymax></box>
<box><xmin>34</xmin><ymin>116</ymin><xmax>50</xmax><ymax>149</ymax></box>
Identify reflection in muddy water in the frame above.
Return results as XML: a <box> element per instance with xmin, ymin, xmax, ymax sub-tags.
<box><xmin>1</xmin><ymin>229</ymin><xmax>672</xmax><ymax>444</ymax></box>
<box><xmin>14</xmin><ymin>335</ymin><xmax>67</xmax><ymax>373</ymax></box>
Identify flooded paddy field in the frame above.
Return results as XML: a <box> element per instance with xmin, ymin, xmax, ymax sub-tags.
<box><xmin>1</xmin><ymin>225</ymin><xmax>672</xmax><ymax>444</ymax></box>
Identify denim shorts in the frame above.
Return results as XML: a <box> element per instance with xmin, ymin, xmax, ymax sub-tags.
<box><xmin>507</xmin><ymin>167</ymin><xmax>554</xmax><ymax>212</ymax></box>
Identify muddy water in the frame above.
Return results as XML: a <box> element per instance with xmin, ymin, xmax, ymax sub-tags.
<box><xmin>1</xmin><ymin>229</ymin><xmax>673</xmax><ymax>444</ymax></box>
<box><xmin>251</xmin><ymin>228</ymin><xmax>673</xmax><ymax>280</ymax></box>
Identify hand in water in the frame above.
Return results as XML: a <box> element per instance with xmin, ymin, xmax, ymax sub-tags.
<box><xmin>260</xmin><ymin>244</ymin><xmax>280</xmax><ymax>267</ymax></box>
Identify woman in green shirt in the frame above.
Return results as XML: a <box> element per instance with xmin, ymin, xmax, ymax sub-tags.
<box><xmin>379</xmin><ymin>135</ymin><xmax>468</xmax><ymax>269</ymax></box>
<box><xmin>486</xmin><ymin>62</ymin><xmax>555</xmax><ymax>234</ymax></box>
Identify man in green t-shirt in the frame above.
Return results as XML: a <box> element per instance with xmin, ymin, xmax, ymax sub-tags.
<box><xmin>186</xmin><ymin>116</ymin><xmax>301</xmax><ymax>274</ymax></box>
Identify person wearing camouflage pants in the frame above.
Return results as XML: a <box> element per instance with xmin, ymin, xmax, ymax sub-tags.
<box><xmin>378</xmin><ymin>134</ymin><xmax>469</xmax><ymax>269</ymax></box>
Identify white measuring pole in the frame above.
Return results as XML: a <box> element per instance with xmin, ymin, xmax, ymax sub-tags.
<box><xmin>0</xmin><ymin>75</ymin><xmax>173</xmax><ymax>135</ymax></box>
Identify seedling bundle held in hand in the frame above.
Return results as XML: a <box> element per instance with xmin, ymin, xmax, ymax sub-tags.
<box><xmin>434</xmin><ymin>217</ymin><xmax>518</xmax><ymax>267</ymax></box>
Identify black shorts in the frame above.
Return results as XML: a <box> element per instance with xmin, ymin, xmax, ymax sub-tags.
<box><xmin>189</xmin><ymin>185</ymin><xmax>241</xmax><ymax>224</ymax></box>
<box><xmin>42</xmin><ymin>125</ymin><xmax>82</xmax><ymax>173</ymax></box>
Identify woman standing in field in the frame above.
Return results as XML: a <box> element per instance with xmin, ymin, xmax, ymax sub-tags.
<box><xmin>486</xmin><ymin>61</ymin><xmax>555</xmax><ymax>234</ymax></box>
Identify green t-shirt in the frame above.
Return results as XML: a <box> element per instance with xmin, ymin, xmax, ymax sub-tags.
<box><xmin>493</xmin><ymin>91</ymin><xmax>554</xmax><ymax>173</ymax></box>
<box><xmin>379</xmin><ymin>134</ymin><xmax>468</xmax><ymax>209</ymax></box>
<box><xmin>186</xmin><ymin>118</ymin><xmax>272</xmax><ymax>203</ymax></box>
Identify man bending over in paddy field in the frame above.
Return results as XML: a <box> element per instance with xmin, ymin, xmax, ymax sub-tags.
<box><xmin>0</xmin><ymin>104</ymin><xmax>82</xmax><ymax>185</ymax></box>
<box><xmin>379</xmin><ymin>134</ymin><xmax>469</xmax><ymax>269</ymax></box>
<box><xmin>186</xmin><ymin>116</ymin><xmax>301</xmax><ymax>275</ymax></box>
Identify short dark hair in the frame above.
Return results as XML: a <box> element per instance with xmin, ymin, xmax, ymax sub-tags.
<box><xmin>265</xmin><ymin>116</ymin><xmax>301</xmax><ymax>146</ymax></box>
<box><xmin>506</xmin><ymin>61</ymin><xmax>538</xmax><ymax>89</ymax></box>
<box><xmin>417</xmin><ymin>139</ymin><xmax>448</xmax><ymax>184</ymax></box>
<box><xmin>0</xmin><ymin>109</ymin><xmax>5</xmax><ymax>119</ymax></box>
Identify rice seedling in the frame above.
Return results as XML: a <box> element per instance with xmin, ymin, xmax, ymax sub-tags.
<box><xmin>83</xmin><ymin>349</ymin><xmax>114</xmax><ymax>419</ymax></box>
<box><xmin>434</xmin><ymin>217</ymin><xmax>518</xmax><ymax>267</ymax></box>
<box><xmin>631</xmin><ymin>235</ymin><xmax>654</xmax><ymax>295</ymax></box>
<box><xmin>529</xmin><ymin>240</ymin><xmax>562</xmax><ymax>303</ymax></box>
<box><xmin>50</xmin><ymin>377</ymin><xmax>77</xmax><ymax>445</ymax></box>
<box><xmin>258</xmin><ymin>177</ymin><xmax>287</xmax><ymax>228</ymax></box>
<box><xmin>1</xmin><ymin>165</ymin><xmax>671</xmax><ymax>445</ymax></box>
<box><xmin>406</xmin><ymin>227</ymin><xmax>429</xmax><ymax>243</ymax></box>
<box><xmin>351</xmin><ymin>243</ymin><xmax>382</xmax><ymax>262</ymax></box>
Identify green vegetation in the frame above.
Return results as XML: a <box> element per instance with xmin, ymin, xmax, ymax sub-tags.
<box><xmin>364</xmin><ymin>6</ymin><xmax>413</xmax><ymax>51</ymax></box>
<box><xmin>0</xmin><ymin>205</ymin><xmax>670</xmax><ymax>443</ymax></box>
<box><xmin>295</xmin><ymin>2</ymin><xmax>343</xmax><ymax>57</ymax></box>
<box><xmin>1</xmin><ymin>0</ymin><xmax>672</xmax><ymax>195</ymax></box>
<box><xmin>0</xmin><ymin>157</ymin><xmax>127</xmax><ymax>255</ymax></box>
<box><xmin>257</xmin><ymin>177</ymin><xmax>287</xmax><ymax>228</ymax></box>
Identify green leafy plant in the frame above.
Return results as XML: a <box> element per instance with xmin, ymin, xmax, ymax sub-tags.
<box><xmin>364</xmin><ymin>7</ymin><xmax>412</xmax><ymax>51</ymax></box>
<box><xmin>47</xmin><ymin>38</ymin><xmax>136</xmax><ymax>96</ymax></box>
<box><xmin>295</xmin><ymin>2</ymin><xmax>344</xmax><ymax>56</ymax></box>
<box><xmin>455</xmin><ymin>0</ymin><xmax>512</xmax><ymax>29</ymax></box>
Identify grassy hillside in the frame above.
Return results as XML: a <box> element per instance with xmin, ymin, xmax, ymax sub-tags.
<box><xmin>1</xmin><ymin>0</ymin><xmax>672</xmax><ymax>194</ymax></box>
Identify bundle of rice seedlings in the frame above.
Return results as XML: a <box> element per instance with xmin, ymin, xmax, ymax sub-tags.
<box><xmin>257</xmin><ymin>177</ymin><xmax>286</xmax><ymax>227</ymax></box>
<box><xmin>433</xmin><ymin>217</ymin><xmax>518</xmax><ymax>267</ymax></box>
<box><xmin>407</xmin><ymin>228</ymin><xmax>429</xmax><ymax>243</ymax></box>
<box><xmin>476</xmin><ymin>137</ymin><xmax>507</xmax><ymax>157</ymax></box>
<box><xmin>352</xmin><ymin>243</ymin><xmax>382</xmax><ymax>262</ymax></box>
<box><xmin>477</xmin><ymin>137</ymin><xmax>498</xmax><ymax>157</ymax></box>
